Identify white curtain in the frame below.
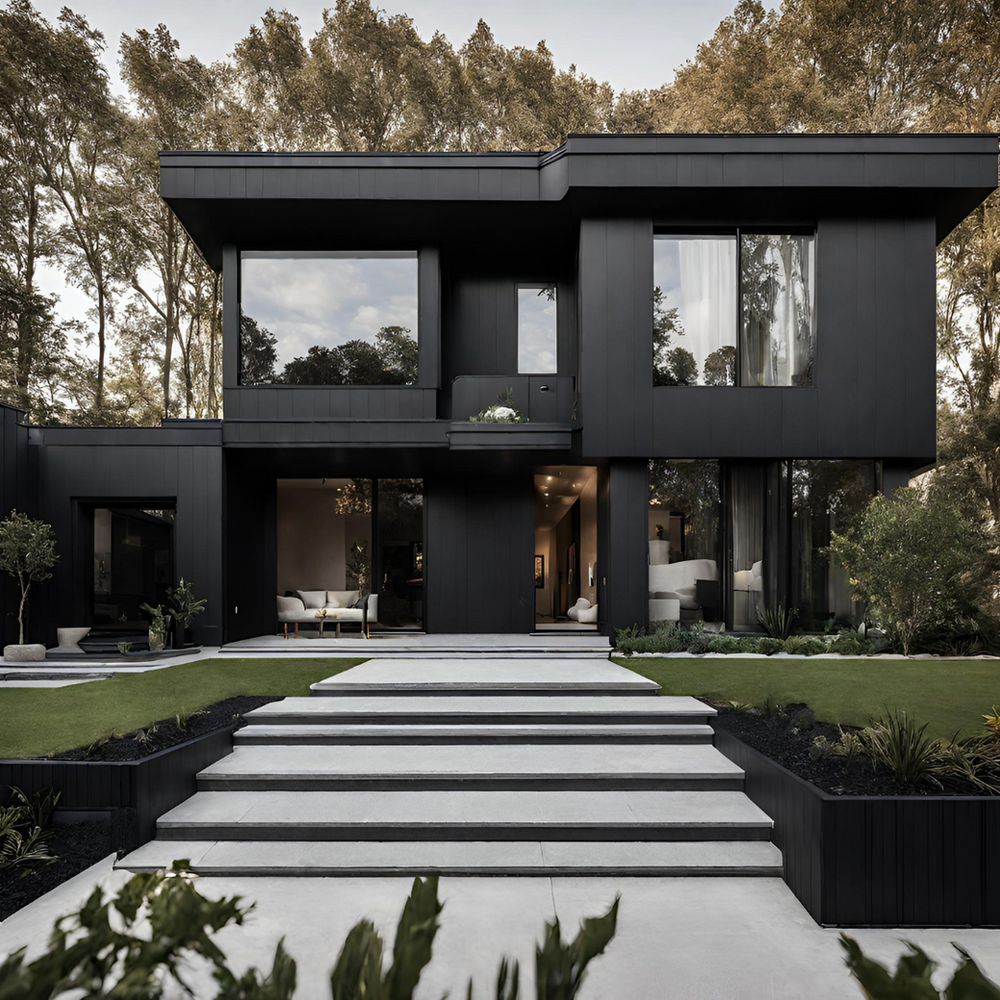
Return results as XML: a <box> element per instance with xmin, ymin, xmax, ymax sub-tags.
<box><xmin>673</xmin><ymin>237</ymin><xmax>738</xmax><ymax>383</ymax></box>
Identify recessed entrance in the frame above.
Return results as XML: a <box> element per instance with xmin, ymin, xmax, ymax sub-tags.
<box><xmin>533</xmin><ymin>466</ymin><xmax>598</xmax><ymax>631</ymax></box>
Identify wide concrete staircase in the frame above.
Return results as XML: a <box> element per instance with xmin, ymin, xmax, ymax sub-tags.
<box><xmin>120</xmin><ymin>658</ymin><xmax>781</xmax><ymax>877</ymax></box>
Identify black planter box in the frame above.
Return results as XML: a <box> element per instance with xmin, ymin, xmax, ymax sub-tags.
<box><xmin>0</xmin><ymin>728</ymin><xmax>234</xmax><ymax>854</ymax></box>
<box><xmin>714</xmin><ymin>727</ymin><xmax>1000</xmax><ymax>926</ymax></box>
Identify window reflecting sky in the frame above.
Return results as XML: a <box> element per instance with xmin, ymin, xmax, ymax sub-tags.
<box><xmin>518</xmin><ymin>285</ymin><xmax>557</xmax><ymax>373</ymax></box>
<box><xmin>241</xmin><ymin>252</ymin><xmax>418</xmax><ymax>369</ymax></box>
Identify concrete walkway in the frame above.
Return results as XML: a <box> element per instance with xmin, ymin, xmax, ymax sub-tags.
<box><xmin>3</xmin><ymin>856</ymin><xmax>1000</xmax><ymax>998</ymax></box>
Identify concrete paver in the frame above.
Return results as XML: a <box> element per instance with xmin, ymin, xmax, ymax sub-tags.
<box><xmin>4</xmin><ymin>863</ymin><xmax>999</xmax><ymax>998</ymax></box>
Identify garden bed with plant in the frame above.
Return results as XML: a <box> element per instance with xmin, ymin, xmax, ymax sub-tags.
<box><xmin>48</xmin><ymin>694</ymin><xmax>278</xmax><ymax>762</ymax></box>
<box><xmin>712</xmin><ymin>701</ymin><xmax>1000</xmax><ymax>796</ymax></box>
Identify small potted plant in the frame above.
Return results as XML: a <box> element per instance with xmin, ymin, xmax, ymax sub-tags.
<box><xmin>167</xmin><ymin>578</ymin><xmax>207</xmax><ymax>648</ymax></box>
<box><xmin>0</xmin><ymin>510</ymin><xmax>58</xmax><ymax>662</ymax></box>
<box><xmin>140</xmin><ymin>602</ymin><xmax>172</xmax><ymax>653</ymax></box>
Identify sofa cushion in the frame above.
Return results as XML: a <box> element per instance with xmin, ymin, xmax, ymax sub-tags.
<box><xmin>673</xmin><ymin>585</ymin><xmax>699</xmax><ymax>610</ymax></box>
<box><xmin>297</xmin><ymin>590</ymin><xmax>327</xmax><ymax>609</ymax></box>
<box><xmin>577</xmin><ymin>604</ymin><xmax>598</xmax><ymax>624</ymax></box>
<box><xmin>327</xmin><ymin>590</ymin><xmax>358</xmax><ymax>609</ymax></box>
<box><xmin>573</xmin><ymin>598</ymin><xmax>591</xmax><ymax>610</ymax></box>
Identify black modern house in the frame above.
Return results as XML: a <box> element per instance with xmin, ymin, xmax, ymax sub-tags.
<box><xmin>2</xmin><ymin>133</ymin><xmax>997</xmax><ymax>649</ymax></box>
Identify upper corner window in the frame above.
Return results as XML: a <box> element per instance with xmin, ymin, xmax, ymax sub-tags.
<box><xmin>517</xmin><ymin>284</ymin><xmax>557</xmax><ymax>374</ymax></box>
<box><xmin>653</xmin><ymin>235</ymin><xmax>737</xmax><ymax>386</ymax></box>
<box><xmin>239</xmin><ymin>251</ymin><xmax>419</xmax><ymax>386</ymax></box>
<box><xmin>740</xmin><ymin>234</ymin><xmax>815</xmax><ymax>387</ymax></box>
<box><xmin>653</xmin><ymin>232</ymin><xmax>815</xmax><ymax>387</ymax></box>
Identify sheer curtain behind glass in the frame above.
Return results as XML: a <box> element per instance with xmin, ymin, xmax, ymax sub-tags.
<box><xmin>740</xmin><ymin>235</ymin><xmax>815</xmax><ymax>387</ymax></box>
<box><xmin>653</xmin><ymin>236</ymin><xmax>737</xmax><ymax>386</ymax></box>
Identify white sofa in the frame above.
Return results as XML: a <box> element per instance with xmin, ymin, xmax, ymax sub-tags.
<box><xmin>648</xmin><ymin>558</ymin><xmax>718</xmax><ymax>623</ymax></box>
<box><xmin>277</xmin><ymin>590</ymin><xmax>379</xmax><ymax>638</ymax></box>
<box><xmin>567</xmin><ymin>598</ymin><xmax>598</xmax><ymax>624</ymax></box>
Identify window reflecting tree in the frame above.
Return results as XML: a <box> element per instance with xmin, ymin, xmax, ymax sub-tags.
<box><xmin>239</xmin><ymin>314</ymin><xmax>278</xmax><ymax>385</ymax></box>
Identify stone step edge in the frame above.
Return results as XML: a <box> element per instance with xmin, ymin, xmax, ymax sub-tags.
<box><xmin>118</xmin><ymin>840</ymin><xmax>782</xmax><ymax>877</ymax></box>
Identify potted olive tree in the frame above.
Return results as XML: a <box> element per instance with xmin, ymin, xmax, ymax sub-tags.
<box><xmin>0</xmin><ymin>510</ymin><xmax>58</xmax><ymax>662</ymax></box>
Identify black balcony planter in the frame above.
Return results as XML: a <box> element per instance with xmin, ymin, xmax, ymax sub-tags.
<box><xmin>0</xmin><ymin>728</ymin><xmax>234</xmax><ymax>854</ymax></box>
<box><xmin>714</xmin><ymin>726</ymin><xmax>1000</xmax><ymax>927</ymax></box>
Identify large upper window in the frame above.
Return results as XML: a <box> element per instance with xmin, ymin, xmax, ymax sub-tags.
<box><xmin>240</xmin><ymin>251</ymin><xmax>418</xmax><ymax>386</ymax></box>
<box><xmin>653</xmin><ymin>233</ymin><xmax>815</xmax><ymax>387</ymax></box>
<box><xmin>518</xmin><ymin>284</ymin><xmax>557</xmax><ymax>373</ymax></box>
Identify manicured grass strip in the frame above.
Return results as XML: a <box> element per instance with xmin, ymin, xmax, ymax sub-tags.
<box><xmin>618</xmin><ymin>656</ymin><xmax>1000</xmax><ymax>739</ymax></box>
<box><xmin>0</xmin><ymin>657</ymin><xmax>365</xmax><ymax>759</ymax></box>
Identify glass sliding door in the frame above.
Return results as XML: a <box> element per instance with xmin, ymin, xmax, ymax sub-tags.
<box><xmin>647</xmin><ymin>460</ymin><xmax>722</xmax><ymax>625</ymax></box>
<box><xmin>791</xmin><ymin>460</ymin><xmax>876</xmax><ymax>630</ymax></box>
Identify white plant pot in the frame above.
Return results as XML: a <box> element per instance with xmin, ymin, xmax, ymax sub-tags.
<box><xmin>56</xmin><ymin>626</ymin><xmax>91</xmax><ymax>653</ymax></box>
<box><xmin>4</xmin><ymin>643</ymin><xmax>46</xmax><ymax>662</ymax></box>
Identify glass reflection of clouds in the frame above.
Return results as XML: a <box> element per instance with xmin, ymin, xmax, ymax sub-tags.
<box><xmin>240</xmin><ymin>251</ymin><xmax>418</xmax><ymax>378</ymax></box>
<box><xmin>518</xmin><ymin>284</ymin><xmax>557</xmax><ymax>374</ymax></box>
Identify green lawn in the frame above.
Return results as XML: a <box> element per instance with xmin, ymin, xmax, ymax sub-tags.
<box><xmin>618</xmin><ymin>656</ymin><xmax>1000</xmax><ymax>738</ymax></box>
<box><xmin>0</xmin><ymin>657</ymin><xmax>365</xmax><ymax>758</ymax></box>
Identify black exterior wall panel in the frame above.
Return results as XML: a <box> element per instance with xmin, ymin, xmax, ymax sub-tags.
<box><xmin>0</xmin><ymin>404</ymin><xmax>30</xmax><ymax>645</ymax></box>
<box><xmin>425</xmin><ymin>474</ymin><xmax>534</xmax><ymax>633</ymax></box>
<box><xmin>30</xmin><ymin>428</ymin><xmax>225</xmax><ymax>647</ymax></box>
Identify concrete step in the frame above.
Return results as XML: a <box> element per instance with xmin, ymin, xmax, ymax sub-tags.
<box><xmin>118</xmin><ymin>838</ymin><xmax>783</xmax><ymax>877</ymax></box>
<box><xmin>244</xmin><ymin>695</ymin><xmax>714</xmax><ymax>727</ymax></box>
<box><xmin>235</xmin><ymin>722</ymin><xmax>716</xmax><ymax>745</ymax></box>
<box><xmin>196</xmin><ymin>744</ymin><xmax>744</xmax><ymax>791</ymax></box>
<box><xmin>157</xmin><ymin>789</ymin><xmax>771</xmax><ymax>841</ymax></box>
<box><xmin>308</xmin><ymin>659</ymin><xmax>659</xmax><ymax>697</ymax></box>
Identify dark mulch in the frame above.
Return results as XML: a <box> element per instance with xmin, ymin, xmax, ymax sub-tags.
<box><xmin>712</xmin><ymin>702</ymin><xmax>991</xmax><ymax>796</ymax></box>
<box><xmin>0</xmin><ymin>821</ymin><xmax>111</xmax><ymax>921</ymax></box>
<box><xmin>51</xmin><ymin>695</ymin><xmax>281</xmax><ymax>761</ymax></box>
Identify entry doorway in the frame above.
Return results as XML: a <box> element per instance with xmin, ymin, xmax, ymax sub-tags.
<box><xmin>533</xmin><ymin>466</ymin><xmax>598</xmax><ymax>630</ymax></box>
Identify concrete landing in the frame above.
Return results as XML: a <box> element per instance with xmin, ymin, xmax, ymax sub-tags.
<box><xmin>309</xmin><ymin>658</ymin><xmax>658</xmax><ymax>696</ymax></box>
<box><xmin>196</xmin><ymin>743</ymin><xmax>744</xmax><ymax>791</ymax></box>
<box><xmin>118</xmin><ymin>839</ymin><xmax>784</xmax><ymax>877</ymax></box>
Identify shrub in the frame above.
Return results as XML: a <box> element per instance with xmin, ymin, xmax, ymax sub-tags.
<box><xmin>826</xmin><ymin>630</ymin><xmax>871</xmax><ymax>656</ymax></box>
<box><xmin>858</xmin><ymin>710</ymin><xmax>947</xmax><ymax>787</ymax></box>
<box><xmin>909</xmin><ymin>618</ymin><xmax>986</xmax><ymax>656</ymax></box>
<box><xmin>757</xmin><ymin>604</ymin><xmax>798</xmax><ymax>639</ymax></box>
<box><xmin>687</xmin><ymin>635</ymin><xmax>713</xmax><ymax>654</ymax></box>
<box><xmin>0</xmin><ymin>863</ymin><xmax>620</xmax><ymax>1000</ymax></box>
<box><xmin>0</xmin><ymin>786</ymin><xmax>59</xmax><ymax>871</ymax></box>
<box><xmin>828</xmin><ymin>487</ymin><xmax>999</xmax><ymax>656</ymax></box>
<box><xmin>613</xmin><ymin>625</ymin><xmax>642</xmax><ymax>655</ymax></box>
<box><xmin>707</xmin><ymin>635</ymin><xmax>741</xmax><ymax>654</ymax></box>
<box><xmin>755</xmin><ymin>637</ymin><xmax>785</xmax><ymax>655</ymax></box>
<box><xmin>782</xmin><ymin>635</ymin><xmax>827</xmax><ymax>656</ymax></box>
<box><xmin>840</xmin><ymin>934</ymin><xmax>1000</xmax><ymax>998</ymax></box>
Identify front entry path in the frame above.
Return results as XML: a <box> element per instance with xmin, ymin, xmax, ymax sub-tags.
<box><xmin>121</xmin><ymin>657</ymin><xmax>781</xmax><ymax>877</ymax></box>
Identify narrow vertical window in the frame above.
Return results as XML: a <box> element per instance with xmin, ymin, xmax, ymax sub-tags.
<box><xmin>653</xmin><ymin>236</ymin><xmax>738</xmax><ymax>386</ymax></box>
<box><xmin>740</xmin><ymin>234</ymin><xmax>816</xmax><ymax>386</ymax></box>
<box><xmin>518</xmin><ymin>284</ymin><xmax>557</xmax><ymax>374</ymax></box>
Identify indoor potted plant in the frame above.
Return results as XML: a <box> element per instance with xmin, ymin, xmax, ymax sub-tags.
<box><xmin>167</xmin><ymin>578</ymin><xmax>207</xmax><ymax>648</ymax></box>
<box><xmin>140</xmin><ymin>602</ymin><xmax>172</xmax><ymax>653</ymax></box>
<box><xmin>0</xmin><ymin>509</ymin><xmax>58</xmax><ymax>662</ymax></box>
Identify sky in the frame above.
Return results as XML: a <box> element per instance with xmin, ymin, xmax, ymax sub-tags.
<box><xmin>29</xmin><ymin>0</ymin><xmax>742</xmax><ymax>338</ymax></box>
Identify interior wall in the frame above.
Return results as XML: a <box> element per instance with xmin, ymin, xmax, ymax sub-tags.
<box><xmin>276</xmin><ymin>488</ymin><xmax>347</xmax><ymax>593</ymax></box>
<box><xmin>534</xmin><ymin>527</ymin><xmax>554</xmax><ymax>616</ymax></box>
